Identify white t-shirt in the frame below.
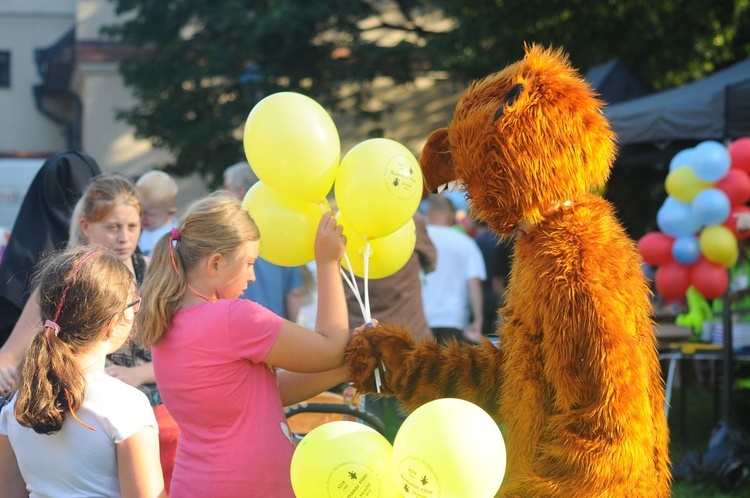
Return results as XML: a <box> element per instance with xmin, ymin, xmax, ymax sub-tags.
<box><xmin>423</xmin><ymin>225</ymin><xmax>487</xmax><ymax>329</ymax></box>
<box><xmin>0</xmin><ymin>372</ymin><xmax>157</xmax><ymax>498</ymax></box>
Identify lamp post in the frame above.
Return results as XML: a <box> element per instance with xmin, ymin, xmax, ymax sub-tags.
<box><xmin>239</xmin><ymin>62</ymin><xmax>265</xmax><ymax>108</ymax></box>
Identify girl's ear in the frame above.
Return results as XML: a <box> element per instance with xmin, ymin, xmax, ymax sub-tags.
<box><xmin>103</xmin><ymin>314</ymin><xmax>120</xmax><ymax>339</ymax></box>
<box><xmin>80</xmin><ymin>218</ymin><xmax>90</xmax><ymax>238</ymax></box>
<box><xmin>206</xmin><ymin>252</ymin><xmax>224</xmax><ymax>277</ymax></box>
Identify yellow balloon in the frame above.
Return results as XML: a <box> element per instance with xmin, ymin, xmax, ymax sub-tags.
<box><xmin>338</xmin><ymin>214</ymin><xmax>416</xmax><ymax>280</ymax></box>
<box><xmin>699</xmin><ymin>225</ymin><xmax>739</xmax><ymax>268</ymax></box>
<box><xmin>665</xmin><ymin>167</ymin><xmax>712</xmax><ymax>203</ymax></box>
<box><xmin>392</xmin><ymin>398</ymin><xmax>506</xmax><ymax>498</ymax></box>
<box><xmin>335</xmin><ymin>138</ymin><xmax>423</xmax><ymax>239</ymax></box>
<box><xmin>243</xmin><ymin>92</ymin><xmax>340</xmax><ymax>202</ymax></box>
<box><xmin>291</xmin><ymin>421</ymin><xmax>398</xmax><ymax>498</ymax></box>
<box><xmin>241</xmin><ymin>182</ymin><xmax>329</xmax><ymax>266</ymax></box>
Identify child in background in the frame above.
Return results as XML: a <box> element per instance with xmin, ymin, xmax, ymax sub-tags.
<box><xmin>0</xmin><ymin>246</ymin><xmax>165</xmax><ymax>497</ymax></box>
<box><xmin>135</xmin><ymin>170</ymin><xmax>178</xmax><ymax>257</ymax></box>
<box><xmin>138</xmin><ymin>192</ymin><xmax>356</xmax><ymax>497</ymax></box>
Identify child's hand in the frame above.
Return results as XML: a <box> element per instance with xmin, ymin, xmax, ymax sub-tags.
<box><xmin>353</xmin><ymin>319</ymin><xmax>378</xmax><ymax>337</ymax></box>
<box><xmin>314</xmin><ymin>211</ymin><xmax>346</xmax><ymax>264</ymax></box>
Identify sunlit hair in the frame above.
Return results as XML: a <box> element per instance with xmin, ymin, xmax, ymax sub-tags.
<box><xmin>138</xmin><ymin>192</ymin><xmax>260</xmax><ymax>347</ymax></box>
<box><xmin>70</xmin><ymin>174</ymin><xmax>142</xmax><ymax>246</ymax></box>
<box><xmin>135</xmin><ymin>170</ymin><xmax>178</xmax><ymax>208</ymax></box>
<box><xmin>14</xmin><ymin>246</ymin><xmax>134</xmax><ymax>434</ymax></box>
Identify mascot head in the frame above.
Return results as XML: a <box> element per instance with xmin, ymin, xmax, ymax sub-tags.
<box><xmin>420</xmin><ymin>44</ymin><xmax>616</xmax><ymax>236</ymax></box>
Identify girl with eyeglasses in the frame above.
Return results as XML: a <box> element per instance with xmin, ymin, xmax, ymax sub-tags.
<box><xmin>0</xmin><ymin>173</ymin><xmax>180</xmax><ymax>492</ymax></box>
<box><xmin>0</xmin><ymin>246</ymin><xmax>165</xmax><ymax>497</ymax></box>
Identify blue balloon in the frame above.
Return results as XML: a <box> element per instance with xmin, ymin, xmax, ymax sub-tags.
<box><xmin>691</xmin><ymin>188</ymin><xmax>730</xmax><ymax>226</ymax></box>
<box><xmin>692</xmin><ymin>140</ymin><xmax>731</xmax><ymax>182</ymax></box>
<box><xmin>657</xmin><ymin>197</ymin><xmax>701</xmax><ymax>237</ymax></box>
<box><xmin>669</xmin><ymin>148</ymin><xmax>695</xmax><ymax>172</ymax></box>
<box><xmin>672</xmin><ymin>235</ymin><xmax>701</xmax><ymax>265</ymax></box>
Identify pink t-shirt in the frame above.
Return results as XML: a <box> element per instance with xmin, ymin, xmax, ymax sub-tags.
<box><xmin>152</xmin><ymin>299</ymin><xmax>294</xmax><ymax>497</ymax></box>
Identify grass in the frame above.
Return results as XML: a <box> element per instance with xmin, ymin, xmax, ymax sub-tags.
<box><xmin>669</xmin><ymin>383</ymin><xmax>750</xmax><ymax>497</ymax></box>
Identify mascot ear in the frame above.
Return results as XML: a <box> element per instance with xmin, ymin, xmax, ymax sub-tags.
<box><xmin>420</xmin><ymin>127</ymin><xmax>454</xmax><ymax>193</ymax></box>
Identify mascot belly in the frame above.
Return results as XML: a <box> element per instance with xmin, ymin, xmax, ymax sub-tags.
<box><xmin>346</xmin><ymin>44</ymin><xmax>671</xmax><ymax>497</ymax></box>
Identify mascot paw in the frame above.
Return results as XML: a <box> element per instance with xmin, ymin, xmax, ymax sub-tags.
<box><xmin>346</xmin><ymin>322</ymin><xmax>414</xmax><ymax>394</ymax></box>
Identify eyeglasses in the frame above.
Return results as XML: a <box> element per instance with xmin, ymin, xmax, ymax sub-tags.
<box><xmin>125</xmin><ymin>295</ymin><xmax>141</xmax><ymax>315</ymax></box>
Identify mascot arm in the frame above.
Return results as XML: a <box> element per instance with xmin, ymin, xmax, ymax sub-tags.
<box><xmin>346</xmin><ymin>322</ymin><xmax>504</xmax><ymax>416</ymax></box>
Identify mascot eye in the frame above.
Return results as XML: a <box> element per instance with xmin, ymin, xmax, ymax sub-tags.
<box><xmin>493</xmin><ymin>83</ymin><xmax>524</xmax><ymax>122</ymax></box>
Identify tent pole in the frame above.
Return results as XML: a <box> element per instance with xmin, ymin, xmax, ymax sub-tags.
<box><xmin>721</xmin><ymin>280</ymin><xmax>733</xmax><ymax>423</ymax></box>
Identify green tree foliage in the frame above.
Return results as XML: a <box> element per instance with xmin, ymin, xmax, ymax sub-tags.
<box><xmin>425</xmin><ymin>0</ymin><xmax>750</xmax><ymax>89</ymax></box>
<box><xmin>103</xmin><ymin>0</ymin><xmax>437</xmax><ymax>185</ymax></box>
<box><xmin>106</xmin><ymin>0</ymin><xmax>750</xmax><ymax>191</ymax></box>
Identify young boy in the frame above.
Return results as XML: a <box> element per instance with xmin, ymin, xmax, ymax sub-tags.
<box><xmin>135</xmin><ymin>170</ymin><xmax>179</xmax><ymax>256</ymax></box>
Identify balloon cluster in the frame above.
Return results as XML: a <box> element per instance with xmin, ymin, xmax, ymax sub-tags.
<box><xmin>241</xmin><ymin>92</ymin><xmax>422</xmax><ymax>280</ymax></box>
<box><xmin>242</xmin><ymin>92</ymin><xmax>338</xmax><ymax>266</ymax></box>
<box><xmin>291</xmin><ymin>398</ymin><xmax>507</xmax><ymax>498</ymax></box>
<box><xmin>638</xmin><ymin>138</ymin><xmax>750</xmax><ymax>300</ymax></box>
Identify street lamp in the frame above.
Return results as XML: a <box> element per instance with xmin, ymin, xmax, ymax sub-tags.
<box><xmin>239</xmin><ymin>62</ymin><xmax>265</xmax><ymax>108</ymax></box>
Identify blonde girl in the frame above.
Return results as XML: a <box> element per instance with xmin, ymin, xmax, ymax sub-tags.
<box><xmin>138</xmin><ymin>192</ymin><xmax>353</xmax><ymax>497</ymax></box>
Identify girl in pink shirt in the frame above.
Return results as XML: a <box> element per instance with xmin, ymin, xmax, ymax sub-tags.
<box><xmin>138</xmin><ymin>192</ymin><xmax>352</xmax><ymax>497</ymax></box>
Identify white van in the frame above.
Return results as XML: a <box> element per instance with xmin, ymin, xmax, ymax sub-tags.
<box><xmin>0</xmin><ymin>158</ymin><xmax>45</xmax><ymax>231</ymax></box>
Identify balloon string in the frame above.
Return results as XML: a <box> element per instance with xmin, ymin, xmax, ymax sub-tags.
<box><xmin>363</xmin><ymin>241</ymin><xmax>371</xmax><ymax>324</ymax></box>
<box><xmin>340</xmin><ymin>257</ymin><xmax>367</xmax><ymax>321</ymax></box>
<box><xmin>340</xmin><ymin>249</ymin><xmax>381</xmax><ymax>393</ymax></box>
<box><xmin>362</xmin><ymin>241</ymin><xmax>383</xmax><ymax>393</ymax></box>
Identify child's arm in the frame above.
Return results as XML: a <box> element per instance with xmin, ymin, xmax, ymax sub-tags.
<box><xmin>277</xmin><ymin>366</ymin><xmax>348</xmax><ymax>406</ymax></box>
<box><xmin>105</xmin><ymin>362</ymin><xmax>156</xmax><ymax>389</ymax></box>
<box><xmin>276</xmin><ymin>321</ymin><xmax>374</xmax><ymax>406</ymax></box>
<box><xmin>0</xmin><ymin>289</ymin><xmax>42</xmax><ymax>393</ymax></box>
<box><xmin>264</xmin><ymin>212</ymin><xmax>350</xmax><ymax>373</ymax></box>
<box><xmin>117</xmin><ymin>426</ymin><xmax>166</xmax><ymax>498</ymax></box>
<box><xmin>0</xmin><ymin>435</ymin><xmax>27</xmax><ymax>498</ymax></box>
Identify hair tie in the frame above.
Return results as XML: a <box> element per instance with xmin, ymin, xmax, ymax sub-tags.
<box><xmin>170</xmin><ymin>227</ymin><xmax>182</xmax><ymax>242</ymax></box>
<box><xmin>44</xmin><ymin>320</ymin><xmax>60</xmax><ymax>336</ymax></box>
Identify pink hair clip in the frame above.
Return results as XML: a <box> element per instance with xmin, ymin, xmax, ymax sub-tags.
<box><xmin>44</xmin><ymin>320</ymin><xmax>60</xmax><ymax>336</ymax></box>
<box><xmin>170</xmin><ymin>227</ymin><xmax>182</xmax><ymax>241</ymax></box>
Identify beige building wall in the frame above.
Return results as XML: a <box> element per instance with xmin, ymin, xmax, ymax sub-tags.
<box><xmin>0</xmin><ymin>1</ymin><xmax>76</xmax><ymax>153</ymax></box>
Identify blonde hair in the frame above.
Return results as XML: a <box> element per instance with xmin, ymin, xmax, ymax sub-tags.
<box><xmin>14</xmin><ymin>246</ymin><xmax>133</xmax><ymax>434</ymax></box>
<box><xmin>136</xmin><ymin>170</ymin><xmax>178</xmax><ymax>208</ymax></box>
<box><xmin>137</xmin><ymin>192</ymin><xmax>260</xmax><ymax>346</ymax></box>
<box><xmin>69</xmin><ymin>175</ymin><xmax>142</xmax><ymax>246</ymax></box>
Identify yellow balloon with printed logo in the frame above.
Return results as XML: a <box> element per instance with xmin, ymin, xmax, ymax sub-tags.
<box><xmin>291</xmin><ymin>421</ymin><xmax>398</xmax><ymax>498</ymax></box>
<box><xmin>335</xmin><ymin>139</ymin><xmax>423</xmax><ymax>239</ymax></box>
<box><xmin>392</xmin><ymin>398</ymin><xmax>506</xmax><ymax>498</ymax></box>
<box><xmin>241</xmin><ymin>181</ymin><xmax>329</xmax><ymax>266</ymax></box>
<box><xmin>243</xmin><ymin>92</ymin><xmax>340</xmax><ymax>203</ymax></box>
<box><xmin>338</xmin><ymin>214</ymin><xmax>416</xmax><ymax>279</ymax></box>
<box><xmin>699</xmin><ymin>224</ymin><xmax>738</xmax><ymax>268</ymax></box>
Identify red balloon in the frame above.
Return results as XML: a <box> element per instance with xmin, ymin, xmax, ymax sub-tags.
<box><xmin>729</xmin><ymin>137</ymin><xmax>750</xmax><ymax>173</ymax></box>
<box><xmin>654</xmin><ymin>262</ymin><xmax>692</xmax><ymax>300</ymax></box>
<box><xmin>723</xmin><ymin>205</ymin><xmax>750</xmax><ymax>241</ymax></box>
<box><xmin>715</xmin><ymin>169</ymin><xmax>750</xmax><ymax>207</ymax></box>
<box><xmin>637</xmin><ymin>232</ymin><xmax>674</xmax><ymax>266</ymax></box>
<box><xmin>692</xmin><ymin>257</ymin><xmax>729</xmax><ymax>300</ymax></box>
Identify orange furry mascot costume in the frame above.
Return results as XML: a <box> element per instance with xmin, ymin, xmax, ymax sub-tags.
<box><xmin>346</xmin><ymin>45</ymin><xmax>671</xmax><ymax>497</ymax></box>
